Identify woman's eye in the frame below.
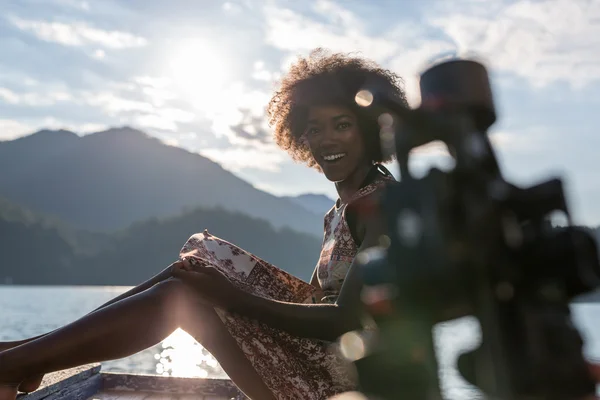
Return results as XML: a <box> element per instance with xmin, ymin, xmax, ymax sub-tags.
<box><xmin>337</xmin><ymin>122</ymin><xmax>351</xmax><ymax>130</ymax></box>
<box><xmin>307</xmin><ymin>127</ymin><xmax>319</xmax><ymax>135</ymax></box>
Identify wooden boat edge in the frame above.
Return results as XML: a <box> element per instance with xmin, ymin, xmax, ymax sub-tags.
<box><xmin>17</xmin><ymin>364</ymin><xmax>245</xmax><ymax>400</ymax></box>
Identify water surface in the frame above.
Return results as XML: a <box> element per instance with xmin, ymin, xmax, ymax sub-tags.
<box><xmin>2</xmin><ymin>286</ymin><xmax>599</xmax><ymax>399</ymax></box>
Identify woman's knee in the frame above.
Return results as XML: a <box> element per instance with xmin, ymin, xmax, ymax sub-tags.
<box><xmin>150</xmin><ymin>278</ymin><xmax>211</xmax><ymax>317</ymax></box>
<box><xmin>147</xmin><ymin>278</ymin><xmax>228</xmax><ymax>347</ymax></box>
<box><xmin>149</xmin><ymin>277</ymin><xmax>192</xmax><ymax>308</ymax></box>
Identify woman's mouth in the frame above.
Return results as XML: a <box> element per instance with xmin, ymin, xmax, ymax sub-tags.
<box><xmin>322</xmin><ymin>153</ymin><xmax>346</xmax><ymax>163</ymax></box>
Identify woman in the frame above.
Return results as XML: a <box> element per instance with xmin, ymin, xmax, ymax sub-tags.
<box><xmin>0</xmin><ymin>49</ymin><xmax>598</xmax><ymax>400</ymax></box>
<box><xmin>0</xmin><ymin>48</ymin><xmax>401</xmax><ymax>400</ymax></box>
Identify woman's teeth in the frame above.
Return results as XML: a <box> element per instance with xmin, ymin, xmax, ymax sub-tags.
<box><xmin>323</xmin><ymin>153</ymin><xmax>346</xmax><ymax>161</ymax></box>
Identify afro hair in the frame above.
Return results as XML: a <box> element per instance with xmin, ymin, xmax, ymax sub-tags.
<box><xmin>267</xmin><ymin>48</ymin><xmax>408</xmax><ymax>169</ymax></box>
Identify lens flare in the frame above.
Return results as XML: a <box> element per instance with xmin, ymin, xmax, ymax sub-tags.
<box><xmin>355</xmin><ymin>89</ymin><xmax>373</xmax><ymax>107</ymax></box>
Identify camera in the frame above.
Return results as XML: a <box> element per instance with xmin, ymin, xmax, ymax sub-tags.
<box><xmin>343</xmin><ymin>58</ymin><xmax>600</xmax><ymax>400</ymax></box>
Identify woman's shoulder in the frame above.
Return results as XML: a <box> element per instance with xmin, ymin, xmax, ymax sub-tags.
<box><xmin>350</xmin><ymin>170</ymin><xmax>395</xmax><ymax>204</ymax></box>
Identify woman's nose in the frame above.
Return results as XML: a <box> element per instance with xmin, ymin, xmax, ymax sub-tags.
<box><xmin>320</xmin><ymin>125</ymin><xmax>338</xmax><ymax>143</ymax></box>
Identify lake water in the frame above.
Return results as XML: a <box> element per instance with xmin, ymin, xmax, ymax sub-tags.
<box><xmin>1</xmin><ymin>286</ymin><xmax>600</xmax><ymax>399</ymax></box>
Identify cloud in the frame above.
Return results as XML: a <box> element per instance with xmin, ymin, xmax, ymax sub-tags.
<box><xmin>0</xmin><ymin>86</ymin><xmax>73</xmax><ymax>106</ymax></box>
<box><xmin>131</xmin><ymin>108</ymin><xmax>196</xmax><ymax>132</ymax></box>
<box><xmin>429</xmin><ymin>0</ymin><xmax>600</xmax><ymax>88</ymax></box>
<box><xmin>261</xmin><ymin>1</ymin><xmax>454</xmax><ymax>105</ymax></box>
<box><xmin>159</xmin><ymin>136</ymin><xmax>180</xmax><ymax>147</ymax></box>
<box><xmin>312</xmin><ymin>0</ymin><xmax>361</xmax><ymax>28</ymax></box>
<box><xmin>48</xmin><ymin>75</ymin><xmax>198</xmax><ymax>134</ymax></box>
<box><xmin>85</xmin><ymin>91</ymin><xmax>153</xmax><ymax>114</ymax></box>
<box><xmin>34</xmin><ymin>0</ymin><xmax>91</xmax><ymax>11</ymax></box>
<box><xmin>229</xmin><ymin>109</ymin><xmax>272</xmax><ymax>144</ymax></box>
<box><xmin>132</xmin><ymin>114</ymin><xmax>178</xmax><ymax>132</ymax></box>
<box><xmin>252</xmin><ymin>61</ymin><xmax>280</xmax><ymax>83</ymax></box>
<box><xmin>222</xmin><ymin>2</ymin><xmax>243</xmax><ymax>13</ymax></box>
<box><xmin>131</xmin><ymin>76</ymin><xmax>177</xmax><ymax>108</ymax></box>
<box><xmin>82</xmin><ymin>86</ymin><xmax>199</xmax><ymax>133</ymax></box>
<box><xmin>0</xmin><ymin>76</ymin><xmax>196</xmax><ymax>134</ymax></box>
<box><xmin>9</xmin><ymin>16</ymin><xmax>148</xmax><ymax>49</ymax></box>
<box><xmin>263</xmin><ymin>1</ymin><xmax>399</xmax><ymax>62</ymax></box>
<box><xmin>200</xmin><ymin>145</ymin><xmax>287</xmax><ymax>172</ymax></box>
<box><xmin>0</xmin><ymin>117</ymin><xmax>107</xmax><ymax>140</ymax></box>
<box><xmin>36</xmin><ymin>118</ymin><xmax>107</xmax><ymax>134</ymax></box>
<box><xmin>262</xmin><ymin>0</ymin><xmax>600</xmax><ymax>106</ymax></box>
<box><xmin>0</xmin><ymin>119</ymin><xmax>34</xmax><ymax>140</ymax></box>
<box><xmin>200</xmin><ymin>82</ymin><xmax>273</xmax><ymax>146</ymax></box>
<box><xmin>92</xmin><ymin>49</ymin><xmax>105</xmax><ymax>59</ymax></box>
<box><xmin>0</xmin><ymin>88</ymin><xmax>20</xmax><ymax>104</ymax></box>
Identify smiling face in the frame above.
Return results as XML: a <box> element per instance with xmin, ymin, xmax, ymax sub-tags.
<box><xmin>304</xmin><ymin>104</ymin><xmax>371</xmax><ymax>183</ymax></box>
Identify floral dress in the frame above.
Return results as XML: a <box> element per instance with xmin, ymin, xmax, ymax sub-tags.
<box><xmin>178</xmin><ymin>172</ymin><xmax>393</xmax><ymax>400</ymax></box>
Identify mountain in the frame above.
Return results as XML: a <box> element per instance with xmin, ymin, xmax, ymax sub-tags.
<box><xmin>0</xmin><ymin>198</ymin><xmax>321</xmax><ymax>285</ymax></box>
<box><xmin>0</xmin><ymin>127</ymin><xmax>323</xmax><ymax>237</ymax></box>
<box><xmin>0</xmin><ymin>197</ymin><xmax>70</xmax><ymax>284</ymax></box>
<box><xmin>282</xmin><ymin>193</ymin><xmax>335</xmax><ymax>216</ymax></box>
<box><xmin>2</xmin><ymin>195</ymin><xmax>600</xmax><ymax>288</ymax></box>
<box><xmin>0</xmin><ymin>129</ymin><xmax>79</xmax><ymax>175</ymax></box>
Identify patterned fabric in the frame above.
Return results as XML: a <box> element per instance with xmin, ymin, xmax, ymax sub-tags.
<box><xmin>178</xmin><ymin>173</ymin><xmax>393</xmax><ymax>400</ymax></box>
<box><xmin>317</xmin><ymin>173</ymin><xmax>394</xmax><ymax>304</ymax></box>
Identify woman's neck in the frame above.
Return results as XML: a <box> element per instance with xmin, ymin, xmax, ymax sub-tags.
<box><xmin>335</xmin><ymin>163</ymin><xmax>374</xmax><ymax>204</ymax></box>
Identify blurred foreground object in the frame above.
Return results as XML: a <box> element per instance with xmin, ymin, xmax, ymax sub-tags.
<box><xmin>341</xmin><ymin>58</ymin><xmax>600</xmax><ymax>400</ymax></box>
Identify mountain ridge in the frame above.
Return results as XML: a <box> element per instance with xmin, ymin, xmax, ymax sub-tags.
<box><xmin>0</xmin><ymin>126</ymin><xmax>325</xmax><ymax>236</ymax></box>
<box><xmin>0</xmin><ymin>196</ymin><xmax>321</xmax><ymax>285</ymax></box>
<box><xmin>281</xmin><ymin>193</ymin><xmax>335</xmax><ymax>216</ymax></box>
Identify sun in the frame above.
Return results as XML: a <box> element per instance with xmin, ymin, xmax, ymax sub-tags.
<box><xmin>167</xmin><ymin>38</ymin><xmax>229</xmax><ymax>112</ymax></box>
<box><xmin>155</xmin><ymin>328</ymin><xmax>225</xmax><ymax>378</ymax></box>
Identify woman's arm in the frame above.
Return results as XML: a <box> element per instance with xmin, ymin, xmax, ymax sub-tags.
<box><xmin>227</xmin><ymin>196</ymin><xmax>384</xmax><ymax>342</ymax></box>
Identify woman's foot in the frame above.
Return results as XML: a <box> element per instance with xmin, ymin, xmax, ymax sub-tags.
<box><xmin>0</xmin><ymin>342</ymin><xmax>44</xmax><ymax>393</ymax></box>
<box><xmin>0</xmin><ymin>384</ymin><xmax>18</xmax><ymax>400</ymax></box>
<box><xmin>15</xmin><ymin>376</ymin><xmax>43</xmax><ymax>393</ymax></box>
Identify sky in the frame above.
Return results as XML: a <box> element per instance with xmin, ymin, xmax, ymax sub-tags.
<box><xmin>0</xmin><ymin>0</ymin><xmax>599</xmax><ymax>225</ymax></box>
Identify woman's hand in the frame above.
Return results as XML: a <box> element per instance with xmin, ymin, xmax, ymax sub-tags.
<box><xmin>170</xmin><ymin>258</ymin><xmax>245</xmax><ymax>309</ymax></box>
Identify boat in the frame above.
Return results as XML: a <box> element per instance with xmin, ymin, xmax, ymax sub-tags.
<box><xmin>17</xmin><ymin>364</ymin><xmax>246</xmax><ymax>400</ymax></box>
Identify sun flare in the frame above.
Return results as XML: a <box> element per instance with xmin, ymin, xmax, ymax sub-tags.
<box><xmin>155</xmin><ymin>328</ymin><xmax>225</xmax><ymax>378</ymax></box>
<box><xmin>167</xmin><ymin>38</ymin><xmax>229</xmax><ymax>111</ymax></box>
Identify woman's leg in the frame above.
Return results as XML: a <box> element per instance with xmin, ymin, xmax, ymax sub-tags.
<box><xmin>2</xmin><ymin>263</ymin><xmax>175</xmax><ymax>349</ymax></box>
<box><xmin>187</xmin><ymin>303</ymin><xmax>277</xmax><ymax>400</ymax></box>
<box><xmin>0</xmin><ymin>278</ymin><xmax>275</xmax><ymax>400</ymax></box>
<box><xmin>0</xmin><ymin>264</ymin><xmax>175</xmax><ymax>393</ymax></box>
